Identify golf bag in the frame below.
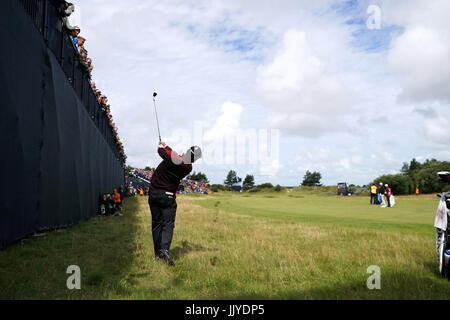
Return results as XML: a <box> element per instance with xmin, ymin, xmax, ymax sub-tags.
<box><xmin>390</xmin><ymin>195</ymin><xmax>396</xmax><ymax>207</ymax></box>
<box><xmin>435</xmin><ymin>191</ymin><xmax>450</xmax><ymax>279</ymax></box>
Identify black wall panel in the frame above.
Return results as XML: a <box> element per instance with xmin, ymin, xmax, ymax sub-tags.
<box><xmin>0</xmin><ymin>0</ymin><xmax>125</xmax><ymax>246</ymax></box>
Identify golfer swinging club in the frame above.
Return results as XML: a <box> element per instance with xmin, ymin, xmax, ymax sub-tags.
<box><xmin>149</xmin><ymin>141</ymin><xmax>202</xmax><ymax>266</ymax></box>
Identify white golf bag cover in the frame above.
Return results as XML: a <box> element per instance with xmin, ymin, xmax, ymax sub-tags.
<box><xmin>390</xmin><ymin>195</ymin><xmax>396</xmax><ymax>207</ymax></box>
<box><xmin>435</xmin><ymin>194</ymin><xmax>450</xmax><ymax>268</ymax></box>
<box><xmin>435</xmin><ymin>197</ymin><xmax>448</xmax><ymax>231</ymax></box>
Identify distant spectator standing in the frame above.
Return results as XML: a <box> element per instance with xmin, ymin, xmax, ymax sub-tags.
<box><xmin>113</xmin><ymin>189</ymin><xmax>122</xmax><ymax>215</ymax></box>
<box><xmin>385</xmin><ymin>184</ymin><xmax>392</xmax><ymax>207</ymax></box>
<box><xmin>370</xmin><ymin>184</ymin><xmax>378</xmax><ymax>205</ymax></box>
<box><xmin>99</xmin><ymin>194</ymin><xmax>108</xmax><ymax>215</ymax></box>
<box><xmin>416</xmin><ymin>187</ymin><xmax>420</xmax><ymax>196</ymax></box>
<box><xmin>119</xmin><ymin>185</ymin><xmax>126</xmax><ymax>202</ymax></box>
<box><xmin>378</xmin><ymin>182</ymin><xmax>387</xmax><ymax>208</ymax></box>
<box><xmin>107</xmin><ymin>194</ymin><xmax>115</xmax><ymax>215</ymax></box>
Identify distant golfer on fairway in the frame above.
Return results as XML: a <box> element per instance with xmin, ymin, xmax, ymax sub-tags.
<box><xmin>149</xmin><ymin>141</ymin><xmax>202</xmax><ymax>266</ymax></box>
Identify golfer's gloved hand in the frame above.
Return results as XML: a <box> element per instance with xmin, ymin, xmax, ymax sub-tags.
<box><xmin>159</xmin><ymin>141</ymin><xmax>167</xmax><ymax>148</ymax></box>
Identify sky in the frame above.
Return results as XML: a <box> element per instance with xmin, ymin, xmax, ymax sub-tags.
<box><xmin>70</xmin><ymin>0</ymin><xmax>450</xmax><ymax>186</ymax></box>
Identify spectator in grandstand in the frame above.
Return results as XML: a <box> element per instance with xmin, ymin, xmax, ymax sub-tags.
<box><xmin>69</xmin><ymin>28</ymin><xmax>80</xmax><ymax>51</ymax></box>
<box><xmin>56</xmin><ymin>2</ymin><xmax>78</xmax><ymax>31</ymax></box>
<box><xmin>71</xmin><ymin>37</ymin><xmax>78</xmax><ymax>51</ymax></box>
<box><xmin>81</xmin><ymin>64</ymin><xmax>92</xmax><ymax>81</ymax></box>
<box><xmin>65</xmin><ymin>3</ymin><xmax>75</xmax><ymax>15</ymax></box>
<box><xmin>80</xmin><ymin>46</ymin><xmax>87</xmax><ymax>56</ymax></box>
<box><xmin>100</xmin><ymin>96</ymin><xmax>108</xmax><ymax>112</ymax></box>
<box><xmin>77</xmin><ymin>37</ymin><xmax>88</xmax><ymax>61</ymax></box>
<box><xmin>77</xmin><ymin>36</ymin><xmax>85</xmax><ymax>49</ymax></box>
<box><xmin>87</xmin><ymin>65</ymin><xmax>94</xmax><ymax>78</ymax></box>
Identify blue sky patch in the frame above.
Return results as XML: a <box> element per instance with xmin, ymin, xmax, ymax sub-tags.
<box><xmin>331</xmin><ymin>0</ymin><xmax>403</xmax><ymax>52</ymax></box>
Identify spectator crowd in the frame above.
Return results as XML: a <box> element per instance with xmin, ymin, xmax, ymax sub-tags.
<box><xmin>99</xmin><ymin>186</ymin><xmax>126</xmax><ymax>216</ymax></box>
<box><xmin>133</xmin><ymin>168</ymin><xmax>154</xmax><ymax>181</ymax></box>
<box><xmin>51</xmin><ymin>0</ymin><xmax>126</xmax><ymax>161</ymax></box>
<box><xmin>130</xmin><ymin>168</ymin><xmax>210</xmax><ymax>195</ymax></box>
<box><xmin>179</xmin><ymin>179</ymin><xmax>210</xmax><ymax>195</ymax></box>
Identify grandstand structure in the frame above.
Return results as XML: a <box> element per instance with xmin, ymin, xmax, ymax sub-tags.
<box><xmin>0</xmin><ymin>0</ymin><xmax>125</xmax><ymax>247</ymax></box>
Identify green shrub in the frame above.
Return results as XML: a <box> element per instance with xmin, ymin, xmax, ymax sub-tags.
<box><xmin>257</xmin><ymin>183</ymin><xmax>274</xmax><ymax>189</ymax></box>
<box><xmin>372</xmin><ymin>174</ymin><xmax>412</xmax><ymax>195</ymax></box>
<box><xmin>210</xmin><ymin>184</ymin><xmax>231</xmax><ymax>193</ymax></box>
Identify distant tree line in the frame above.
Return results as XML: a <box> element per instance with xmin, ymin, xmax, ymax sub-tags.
<box><xmin>207</xmin><ymin>170</ymin><xmax>285</xmax><ymax>193</ymax></box>
<box><xmin>372</xmin><ymin>158</ymin><xmax>450</xmax><ymax>195</ymax></box>
<box><xmin>129</xmin><ymin>159</ymin><xmax>449</xmax><ymax>196</ymax></box>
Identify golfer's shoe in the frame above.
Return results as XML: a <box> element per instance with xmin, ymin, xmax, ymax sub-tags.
<box><xmin>158</xmin><ymin>250</ymin><xmax>175</xmax><ymax>266</ymax></box>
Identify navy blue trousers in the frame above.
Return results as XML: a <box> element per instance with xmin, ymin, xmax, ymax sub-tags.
<box><xmin>148</xmin><ymin>189</ymin><xmax>177</xmax><ymax>254</ymax></box>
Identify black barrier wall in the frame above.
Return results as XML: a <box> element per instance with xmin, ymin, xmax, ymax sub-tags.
<box><xmin>0</xmin><ymin>0</ymin><xmax>125</xmax><ymax>246</ymax></box>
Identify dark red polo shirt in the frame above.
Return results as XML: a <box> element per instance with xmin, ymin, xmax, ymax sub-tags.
<box><xmin>150</xmin><ymin>146</ymin><xmax>192</xmax><ymax>194</ymax></box>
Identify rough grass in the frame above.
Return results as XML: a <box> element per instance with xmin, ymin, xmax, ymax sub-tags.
<box><xmin>0</xmin><ymin>193</ymin><xmax>449</xmax><ymax>300</ymax></box>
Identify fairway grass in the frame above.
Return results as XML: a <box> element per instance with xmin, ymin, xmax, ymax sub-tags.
<box><xmin>0</xmin><ymin>193</ymin><xmax>449</xmax><ymax>299</ymax></box>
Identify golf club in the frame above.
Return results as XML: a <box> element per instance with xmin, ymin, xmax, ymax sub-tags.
<box><xmin>152</xmin><ymin>92</ymin><xmax>162</xmax><ymax>142</ymax></box>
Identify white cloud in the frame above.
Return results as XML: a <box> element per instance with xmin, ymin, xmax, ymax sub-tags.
<box><xmin>423</xmin><ymin>116</ymin><xmax>450</xmax><ymax>144</ymax></box>
<box><xmin>203</xmin><ymin>102</ymin><xmax>243</xmax><ymax>142</ymax></box>
<box><xmin>388</xmin><ymin>25</ymin><xmax>450</xmax><ymax>102</ymax></box>
<box><xmin>255</xmin><ymin>29</ymin><xmax>352</xmax><ymax>137</ymax></box>
<box><xmin>382</xmin><ymin>0</ymin><xmax>450</xmax><ymax>103</ymax></box>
